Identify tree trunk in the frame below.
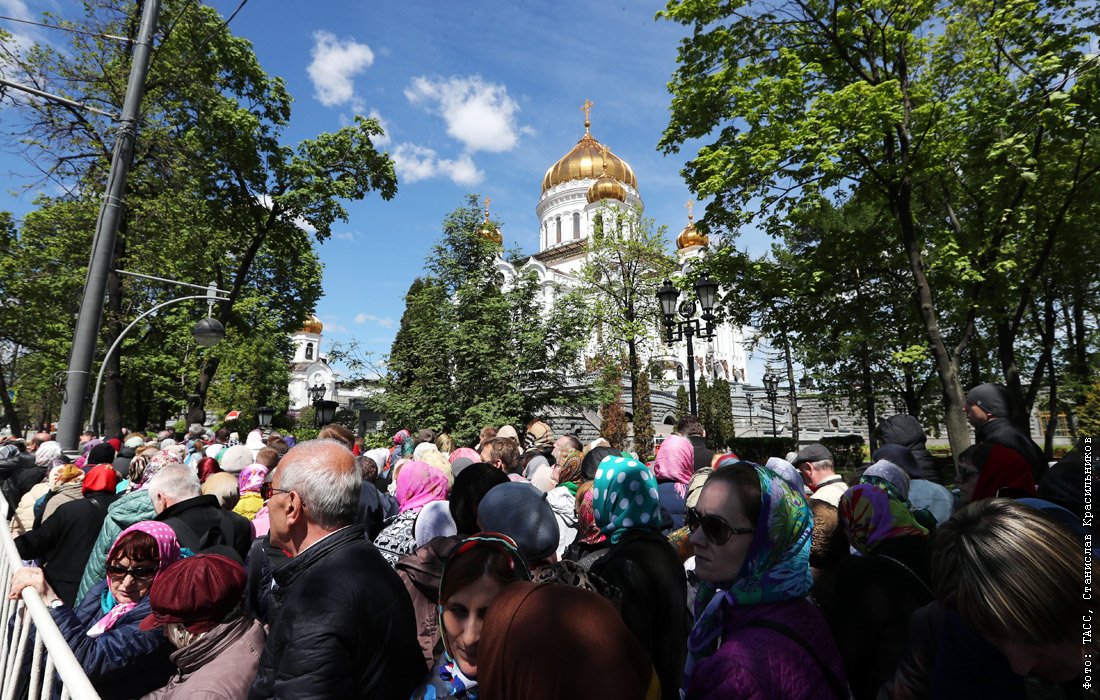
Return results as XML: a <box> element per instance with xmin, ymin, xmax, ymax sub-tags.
<box><xmin>0</xmin><ymin>361</ymin><xmax>20</xmax><ymax>435</ymax></box>
<box><xmin>995</xmin><ymin>320</ymin><xmax>1031</xmax><ymax>432</ymax></box>
<box><xmin>893</xmin><ymin>181</ymin><xmax>969</xmax><ymax>463</ymax></box>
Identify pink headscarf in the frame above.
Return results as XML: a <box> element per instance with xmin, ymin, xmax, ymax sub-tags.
<box><xmin>238</xmin><ymin>464</ymin><xmax>268</xmax><ymax>494</ymax></box>
<box><xmin>88</xmin><ymin>521</ymin><xmax>181</xmax><ymax>637</ymax></box>
<box><xmin>394</xmin><ymin>461</ymin><xmax>448</xmax><ymax>513</ymax></box>
<box><xmin>653</xmin><ymin>434</ymin><xmax>695</xmax><ymax>498</ymax></box>
<box><xmin>449</xmin><ymin>447</ymin><xmax>480</xmax><ymax>464</ymax></box>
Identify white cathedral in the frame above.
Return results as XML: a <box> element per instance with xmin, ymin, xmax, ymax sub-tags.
<box><xmin>287</xmin><ymin>104</ymin><xmax>750</xmax><ymax>417</ymax></box>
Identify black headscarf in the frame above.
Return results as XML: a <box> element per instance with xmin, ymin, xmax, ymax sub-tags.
<box><xmin>581</xmin><ymin>447</ymin><xmax>622</xmax><ymax>481</ymax></box>
<box><xmin>448</xmin><ymin>463</ymin><xmax>509</xmax><ymax>535</ymax></box>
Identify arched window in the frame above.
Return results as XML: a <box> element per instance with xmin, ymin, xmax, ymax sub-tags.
<box><xmin>556</xmin><ymin>216</ymin><xmax>562</xmax><ymax>243</ymax></box>
<box><xmin>305</xmin><ymin>342</ymin><xmax>314</xmax><ymax>360</ymax></box>
<box><xmin>593</xmin><ymin>213</ymin><xmax>603</xmax><ymax>236</ymax></box>
<box><xmin>573</xmin><ymin>212</ymin><xmax>580</xmax><ymax>239</ymax></box>
<box><xmin>676</xmin><ymin>364</ymin><xmax>684</xmax><ymax>381</ymax></box>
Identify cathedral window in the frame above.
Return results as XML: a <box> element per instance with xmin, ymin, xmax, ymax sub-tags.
<box><xmin>305</xmin><ymin>342</ymin><xmax>314</xmax><ymax>360</ymax></box>
<box><xmin>573</xmin><ymin>212</ymin><xmax>580</xmax><ymax>238</ymax></box>
<box><xmin>556</xmin><ymin>216</ymin><xmax>562</xmax><ymax>243</ymax></box>
<box><xmin>593</xmin><ymin>213</ymin><xmax>603</xmax><ymax>236</ymax></box>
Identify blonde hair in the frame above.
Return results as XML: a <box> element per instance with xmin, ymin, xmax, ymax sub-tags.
<box><xmin>932</xmin><ymin>498</ymin><xmax>1084</xmax><ymax>644</ymax></box>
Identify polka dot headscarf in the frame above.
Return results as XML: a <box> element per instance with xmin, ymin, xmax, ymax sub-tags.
<box><xmin>592</xmin><ymin>454</ymin><xmax>661</xmax><ymax>544</ymax></box>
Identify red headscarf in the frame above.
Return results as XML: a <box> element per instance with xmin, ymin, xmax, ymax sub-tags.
<box><xmin>82</xmin><ymin>464</ymin><xmax>119</xmax><ymax>495</ymax></box>
<box><xmin>973</xmin><ymin>444</ymin><xmax>1037</xmax><ymax>501</ymax></box>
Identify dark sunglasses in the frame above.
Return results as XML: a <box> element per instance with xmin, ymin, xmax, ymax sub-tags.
<box><xmin>685</xmin><ymin>507</ymin><xmax>754</xmax><ymax>546</ymax></box>
<box><xmin>106</xmin><ymin>564</ymin><xmax>158</xmax><ymax>580</ymax></box>
<box><xmin>260</xmin><ymin>482</ymin><xmax>292</xmax><ymax>501</ymax></box>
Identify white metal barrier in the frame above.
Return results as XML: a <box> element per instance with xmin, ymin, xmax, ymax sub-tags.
<box><xmin>0</xmin><ymin>497</ymin><xmax>100</xmax><ymax>700</ymax></box>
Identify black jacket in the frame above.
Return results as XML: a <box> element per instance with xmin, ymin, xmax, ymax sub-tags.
<box><xmin>977</xmin><ymin>418</ymin><xmax>1049</xmax><ymax>485</ymax></box>
<box><xmin>0</xmin><ymin>447</ymin><xmax>43</xmax><ymax>512</ymax></box>
<box><xmin>249</xmin><ymin>524</ymin><xmax>422</xmax><ymax>700</ymax></box>
<box><xmin>155</xmin><ymin>494</ymin><xmax>253</xmax><ymax>560</ymax></box>
<box><xmin>688</xmin><ymin>434</ymin><xmax>714</xmax><ymax>473</ymax></box>
<box><xmin>15</xmin><ymin>490</ymin><xmax>118</xmax><ymax>606</ymax></box>
<box><xmin>589</xmin><ymin>528</ymin><xmax>689</xmax><ymax>700</ymax></box>
<box><xmin>876</xmin><ymin>414</ymin><xmax>941</xmax><ymax>483</ymax></box>
<box><xmin>357</xmin><ymin>479</ymin><xmax>397</xmax><ymax>541</ymax></box>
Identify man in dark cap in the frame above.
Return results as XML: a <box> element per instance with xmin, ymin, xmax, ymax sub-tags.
<box><xmin>793</xmin><ymin>443</ymin><xmax>847</xmax><ymax>507</ymax></box>
<box><xmin>964</xmin><ymin>382</ymin><xmax>1048</xmax><ymax>483</ymax></box>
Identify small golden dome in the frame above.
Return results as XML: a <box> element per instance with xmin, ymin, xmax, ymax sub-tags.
<box><xmin>676</xmin><ymin>202</ymin><xmax>708</xmax><ymax>250</ymax></box>
<box><xmin>586</xmin><ymin>175</ymin><xmax>627</xmax><ymax>204</ymax></box>
<box><xmin>542</xmin><ymin>101</ymin><xmax>637</xmax><ymax>194</ymax></box>
<box><xmin>478</xmin><ymin>196</ymin><xmax>503</xmax><ymax>245</ymax></box>
<box><xmin>301</xmin><ymin>314</ymin><xmax>323</xmax><ymax>334</ymax></box>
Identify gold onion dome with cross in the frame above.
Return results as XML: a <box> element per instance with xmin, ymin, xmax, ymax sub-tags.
<box><xmin>478</xmin><ymin>197</ymin><xmax>503</xmax><ymax>245</ymax></box>
<box><xmin>542</xmin><ymin>99</ymin><xmax>637</xmax><ymax>197</ymax></box>
<box><xmin>300</xmin><ymin>314</ymin><xmax>323</xmax><ymax>334</ymax></box>
<box><xmin>676</xmin><ymin>201</ymin><xmax>709</xmax><ymax>250</ymax></box>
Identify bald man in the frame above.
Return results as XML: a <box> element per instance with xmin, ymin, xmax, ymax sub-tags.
<box><xmin>250</xmin><ymin>440</ymin><xmax>421</xmax><ymax>700</ymax></box>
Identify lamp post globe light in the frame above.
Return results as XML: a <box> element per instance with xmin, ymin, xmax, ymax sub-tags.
<box><xmin>308</xmin><ymin>383</ymin><xmax>327</xmax><ymax>404</ymax></box>
<box><xmin>656</xmin><ymin>275</ymin><xmax>722</xmax><ymax>417</ymax></box>
<box><xmin>192</xmin><ymin>317</ymin><xmax>225</xmax><ymax>347</ymax></box>
<box><xmin>763</xmin><ymin>367</ymin><xmax>780</xmax><ymax>437</ymax></box>
<box><xmin>314</xmin><ymin>400</ymin><xmax>339</xmax><ymax>427</ymax></box>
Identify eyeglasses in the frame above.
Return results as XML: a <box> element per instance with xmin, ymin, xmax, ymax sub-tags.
<box><xmin>106</xmin><ymin>564</ymin><xmax>158</xmax><ymax>581</ymax></box>
<box><xmin>260</xmin><ymin>482</ymin><xmax>292</xmax><ymax>501</ymax></box>
<box><xmin>957</xmin><ymin>468</ymin><xmax>980</xmax><ymax>483</ymax></box>
<box><xmin>685</xmin><ymin>507</ymin><xmax>754</xmax><ymax>546</ymax></box>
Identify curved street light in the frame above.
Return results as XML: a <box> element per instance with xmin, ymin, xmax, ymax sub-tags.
<box><xmin>655</xmin><ymin>275</ymin><xmax>722</xmax><ymax>416</ymax></box>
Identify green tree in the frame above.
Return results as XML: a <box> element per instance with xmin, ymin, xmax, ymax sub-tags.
<box><xmin>599</xmin><ymin>360</ymin><xmax>629</xmax><ymax>451</ymax></box>
<box><xmin>660</xmin><ymin>0</ymin><xmax>1100</xmax><ymax>459</ymax></box>
<box><xmin>674</xmin><ymin>385</ymin><xmax>690</xmax><ymax>423</ymax></box>
<box><xmin>633</xmin><ymin>367</ymin><xmax>655</xmax><ymax>462</ymax></box>
<box><xmin>579</xmin><ymin>204</ymin><xmax>675</xmax><ymax>421</ymax></box>
<box><xmin>709</xmin><ymin>378</ymin><xmax>735</xmax><ymax>450</ymax></box>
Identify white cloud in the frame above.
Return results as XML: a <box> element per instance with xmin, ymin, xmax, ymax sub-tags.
<box><xmin>354</xmin><ymin>313</ymin><xmax>395</xmax><ymax>329</ymax></box>
<box><xmin>405</xmin><ymin>75</ymin><xmax>525</xmax><ymax>153</ymax></box>
<box><xmin>392</xmin><ymin>143</ymin><xmax>483</xmax><ymax>186</ymax></box>
<box><xmin>333</xmin><ymin>231</ymin><xmax>357</xmax><ymax>242</ymax></box>
<box><xmin>308</xmin><ymin>30</ymin><xmax>374</xmax><ymax>108</ymax></box>
<box><xmin>367</xmin><ymin>109</ymin><xmax>392</xmax><ymax>146</ymax></box>
<box><xmin>256</xmin><ymin>194</ymin><xmax>316</xmax><ymax>233</ymax></box>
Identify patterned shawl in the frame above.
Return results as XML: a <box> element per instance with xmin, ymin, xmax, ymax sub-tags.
<box><xmin>839</xmin><ymin>483</ymin><xmax>928</xmax><ymax>555</ymax></box>
<box><xmin>684</xmin><ymin>462</ymin><xmax>813</xmax><ymax>687</ymax></box>
<box><xmin>394</xmin><ymin>461</ymin><xmax>449</xmax><ymax>513</ymax></box>
<box><xmin>592</xmin><ymin>454</ymin><xmax>661</xmax><ymax>544</ymax></box>
<box><xmin>653</xmin><ymin>434</ymin><xmax>694</xmax><ymax>498</ymax></box>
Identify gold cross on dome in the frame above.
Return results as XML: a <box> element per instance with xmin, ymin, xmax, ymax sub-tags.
<box><xmin>686</xmin><ymin>199</ymin><xmax>695</xmax><ymax>221</ymax></box>
<box><xmin>581</xmin><ymin>98</ymin><xmax>593</xmax><ymax>130</ymax></box>
<box><xmin>483</xmin><ymin>196</ymin><xmax>491</xmax><ymax>221</ymax></box>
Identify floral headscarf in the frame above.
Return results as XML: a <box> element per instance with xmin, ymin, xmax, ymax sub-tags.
<box><xmin>653</xmin><ymin>434</ymin><xmax>694</xmax><ymax>498</ymax></box>
<box><xmin>88</xmin><ymin>521</ymin><xmax>182</xmax><ymax>637</ymax></box>
<box><xmin>575</xmin><ymin>483</ymin><xmax>607</xmax><ymax>546</ymax></box>
<box><xmin>592</xmin><ymin>454</ymin><xmax>661</xmax><ymax>544</ymax></box>
<box><xmin>555</xmin><ymin>448</ymin><xmax>583</xmax><ymax>486</ymax></box>
<box><xmin>384</xmin><ymin>429</ymin><xmax>414</xmax><ymax>479</ymax></box>
<box><xmin>839</xmin><ymin>483</ymin><xmax>927</xmax><ymax>556</ymax></box>
<box><xmin>437</xmin><ymin>533</ymin><xmax>531</xmax><ymax>696</ymax></box>
<box><xmin>35</xmin><ymin>441</ymin><xmax>65</xmax><ymax>468</ymax></box>
<box><xmin>48</xmin><ymin>464</ymin><xmax>84</xmax><ymax>489</ymax></box>
<box><xmin>394</xmin><ymin>461</ymin><xmax>448</xmax><ymax>513</ymax></box>
<box><xmin>138</xmin><ymin>450</ymin><xmax>183</xmax><ymax>489</ymax></box>
<box><xmin>684</xmin><ymin>462</ymin><xmax>813</xmax><ymax>686</ymax></box>
<box><xmin>238</xmin><ymin>464</ymin><xmax>268</xmax><ymax>494</ymax></box>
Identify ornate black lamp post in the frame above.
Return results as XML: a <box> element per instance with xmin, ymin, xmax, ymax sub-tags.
<box><xmin>255</xmin><ymin>406</ymin><xmax>275</xmax><ymax>428</ymax></box>
<box><xmin>656</xmin><ymin>275</ymin><xmax>720</xmax><ymax>416</ymax></box>
<box><xmin>746</xmin><ymin>394</ymin><xmax>754</xmax><ymax>426</ymax></box>
<box><xmin>763</xmin><ymin>367</ymin><xmax>780</xmax><ymax>437</ymax></box>
<box><xmin>308</xmin><ymin>383</ymin><xmax>337</xmax><ymax>427</ymax></box>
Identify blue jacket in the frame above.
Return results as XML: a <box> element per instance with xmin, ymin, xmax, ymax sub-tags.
<box><xmin>657</xmin><ymin>480</ymin><xmax>687</xmax><ymax>532</ymax></box>
<box><xmin>51</xmin><ymin>579</ymin><xmax>174</xmax><ymax>699</ymax></box>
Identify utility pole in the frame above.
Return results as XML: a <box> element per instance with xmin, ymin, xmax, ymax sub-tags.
<box><xmin>56</xmin><ymin>0</ymin><xmax>162</xmax><ymax>451</ymax></box>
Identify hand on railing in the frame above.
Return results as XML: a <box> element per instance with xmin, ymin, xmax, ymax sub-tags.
<box><xmin>7</xmin><ymin>565</ymin><xmax>60</xmax><ymax>606</ymax></box>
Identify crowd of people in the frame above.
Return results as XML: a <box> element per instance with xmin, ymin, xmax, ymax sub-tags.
<box><xmin>0</xmin><ymin>380</ymin><xmax>1089</xmax><ymax>699</ymax></box>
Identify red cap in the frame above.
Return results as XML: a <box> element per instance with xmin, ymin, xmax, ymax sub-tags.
<box><xmin>82</xmin><ymin>464</ymin><xmax>118</xmax><ymax>495</ymax></box>
<box><xmin>139</xmin><ymin>554</ymin><xmax>247</xmax><ymax>634</ymax></box>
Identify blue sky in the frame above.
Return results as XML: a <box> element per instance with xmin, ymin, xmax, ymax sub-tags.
<box><xmin>1</xmin><ymin>0</ymin><xmax>776</xmax><ymax>380</ymax></box>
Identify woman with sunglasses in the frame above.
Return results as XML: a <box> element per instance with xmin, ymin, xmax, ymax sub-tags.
<box><xmin>684</xmin><ymin>461</ymin><xmax>847</xmax><ymax>699</ymax></box>
<box><xmin>412</xmin><ymin>533</ymin><xmax>531</xmax><ymax>699</ymax></box>
<box><xmin>8</xmin><ymin>521</ymin><xmax>181</xmax><ymax>698</ymax></box>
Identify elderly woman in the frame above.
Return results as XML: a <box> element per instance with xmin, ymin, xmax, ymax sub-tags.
<box><xmin>412</xmin><ymin>534</ymin><xmax>531</xmax><ymax>699</ymax></box>
<box><xmin>684</xmin><ymin>461</ymin><xmax>847</xmax><ymax>699</ymax></box>
<box><xmin>138</xmin><ymin>554</ymin><xmax>265</xmax><ymax>699</ymax></box>
<box><xmin>233</xmin><ymin>463</ymin><xmax>268</xmax><ymax>520</ymax></box>
<box><xmin>375</xmin><ymin>461</ymin><xmax>449</xmax><ymax>565</ymax></box>
<box><xmin>954</xmin><ymin>443</ymin><xmax>1037</xmax><ymax>506</ymax></box>
<box><xmin>9</xmin><ymin>521</ymin><xmax>181</xmax><ymax>698</ymax></box>
<box><xmin>653</xmin><ymin>434</ymin><xmax>695</xmax><ymax>531</ymax></box>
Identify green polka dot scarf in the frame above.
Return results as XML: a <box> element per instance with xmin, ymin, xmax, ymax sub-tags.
<box><xmin>592</xmin><ymin>454</ymin><xmax>662</xmax><ymax>544</ymax></box>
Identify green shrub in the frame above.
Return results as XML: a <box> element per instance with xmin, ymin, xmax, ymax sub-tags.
<box><xmin>729</xmin><ymin>437</ymin><xmax>798</xmax><ymax>464</ymax></box>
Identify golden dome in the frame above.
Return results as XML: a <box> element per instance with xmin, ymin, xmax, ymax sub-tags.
<box><xmin>301</xmin><ymin>314</ymin><xmax>323</xmax><ymax>334</ymax></box>
<box><xmin>586</xmin><ymin>175</ymin><xmax>627</xmax><ymax>204</ymax></box>
<box><xmin>676</xmin><ymin>202</ymin><xmax>708</xmax><ymax>250</ymax></box>
<box><xmin>478</xmin><ymin>196</ymin><xmax>502</xmax><ymax>245</ymax></box>
<box><xmin>541</xmin><ymin>101</ymin><xmax>637</xmax><ymax>194</ymax></box>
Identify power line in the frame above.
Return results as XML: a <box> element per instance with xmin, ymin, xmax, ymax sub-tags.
<box><xmin>0</xmin><ymin>14</ymin><xmax>130</xmax><ymax>42</ymax></box>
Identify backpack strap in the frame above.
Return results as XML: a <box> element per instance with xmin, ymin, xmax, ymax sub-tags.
<box><xmin>741</xmin><ymin>618</ymin><xmax>849</xmax><ymax>698</ymax></box>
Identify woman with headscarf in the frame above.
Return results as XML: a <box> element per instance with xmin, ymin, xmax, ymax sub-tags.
<box><xmin>374</xmin><ymin>461</ymin><xmax>449</xmax><ymax>566</ymax></box>
<box><xmin>826</xmin><ymin>483</ymin><xmax>932</xmax><ymax>699</ymax></box>
<box><xmin>563</xmin><ymin>481</ymin><xmax>608</xmax><ymax>562</ymax></box>
<box><xmin>955</xmin><ymin>443</ymin><xmax>1037</xmax><ymax>506</ymax></box>
<box><xmin>478</xmin><ymin>581</ymin><xmax>660</xmax><ymax>700</ymax></box>
<box><xmin>8</xmin><ymin>521</ymin><xmax>181</xmax><ymax>698</ymax></box>
<box><xmin>195</xmin><ymin>455</ymin><xmax>222</xmax><ymax>485</ymax></box>
<box><xmin>581</xmin><ymin>454</ymin><xmax>688</xmax><ymax>700</ymax></box>
<box><xmin>653</xmin><ymin>434</ymin><xmax>695</xmax><ymax>531</ymax></box>
<box><xmin>36</xmin><ymin>464</ymin><xmax>86</xmax><ymax>527</ymax></box>
<box><xmin>543</xmin><ymin>448</ymin><xmax>584</xmax><ymax>558</ymax></box>
<box><xmin>76</xmin><ymin>450</ymin><xmax>183</xmax><ymax>601</ymax></box>
<box><xmin>683</xmin><ymin>461</ymin><xmax>847</xmax><ymax>699</ymax></box>
<box><xmin>412</xmin><ymin>533</ymin><xmax>532</xmax><ymax>699</ymax></box>
<box><xmin>231</xmin><ymin>464</ymin><xmax>267</xmax><ymax>520</ymax></box>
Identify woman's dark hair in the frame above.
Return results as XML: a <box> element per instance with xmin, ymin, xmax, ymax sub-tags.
<box><xmin>708</xmin><ymin>461</ymin><xmax>762</xmax><ymax>527</ymax></box>
<box><xmin>318</xmin><ymin>424</ymin><xmax>355</xmax><ymax>450</ymax></box>
<box><xmin>440</xmin><ymin>542</ymin><xmax>525</xmax><ymax>604</ymax></box>
<box><xmin>449</xmin><ymin>464</ymin><xmax>509</xmax><ymax>534</ymax></box>
<box><xmin>197</xmin><ymin>456</ymin><xmax>222</xmax><ymax>484</ymax></box>
<box><xmin>958</xmin><ymin>443</ymin><xmax>993</xmax><ymax>471</ymax></box>
<box><xmin>109</xmin><ymin>530</ymin><xmax>159</xmax><ymax>566</ymax></box>
<box><xmin>357</xmin><ymin>456</ymin><xmax>378</xmax><ymax>481</ymax></box>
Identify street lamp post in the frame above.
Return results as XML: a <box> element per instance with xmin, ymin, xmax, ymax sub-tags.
<box><xmin>255</xmin><ymin>406</ymin><xmax>275</xmax><ymax>428</ymax></box>
<box><xmin>746</xmin><ymin>395</ymin><xmax>754</xmax><ymax>427</ymax></box>
<box><xmin>763</xmin><ymin>367</ymin><xmax>780</xmax><ymax>437</ymax></box>
<box><xmin>309</xmin><ymin>383</ymin><xmax>337</xmax><ymax>428</ymax></box>
<box><xmin>656</xmin><ymin>276</ymin><xmax>720</xmax><ymax>417</ymax></box>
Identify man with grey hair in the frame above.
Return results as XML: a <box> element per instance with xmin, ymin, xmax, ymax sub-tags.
<box><xmin>149</xmin><ymin>464</ymin><xmax>252</xmax><ymax>560</ymax></box>
<box><xmin>250</xmin><ymin>439</ymin><xmax>421</xmax><ymax>700</ymax></box>
<box><xmin>794</xmin><ymin>443</ymin><xmax>848</xmax><ymax>507</ymax></box>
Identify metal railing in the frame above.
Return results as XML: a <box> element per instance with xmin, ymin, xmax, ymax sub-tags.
<box><xmin>0</xmin><ymin>498</ymin><xmax>100</xmax><ymax>700</ymax></box>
